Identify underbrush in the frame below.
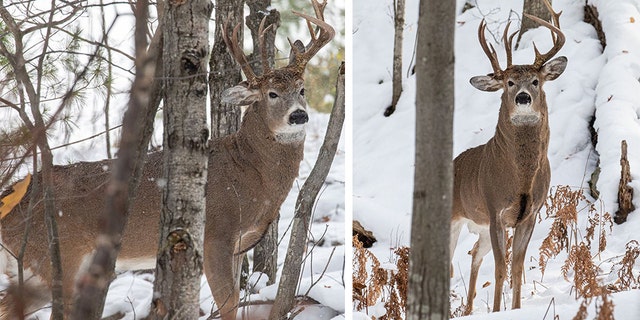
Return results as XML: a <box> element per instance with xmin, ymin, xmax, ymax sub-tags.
<box><xmin>352</xmin><ymin>186</ymin><xmax>639</xmax><ymax>319</ymax></box>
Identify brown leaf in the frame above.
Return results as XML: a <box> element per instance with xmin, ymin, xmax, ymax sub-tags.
<box><xmin>0</xmin><ymin>173</ymin><xmax>31</xmax><ymax>219</ymax></box>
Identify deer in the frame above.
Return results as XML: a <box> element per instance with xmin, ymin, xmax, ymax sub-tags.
<box><xmin>0</xmin><ymin>1</ymin><xmax>334</xmax><ymax>319</ymax></box>
<box><xmin>450</xmin><ymin>1</ymin><xmax>566</xmax><ymax>315</ymax></box>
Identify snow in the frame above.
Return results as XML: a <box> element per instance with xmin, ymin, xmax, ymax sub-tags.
<box><xmin>354</xmin><ymin>0</ymin><xmax>640</xmax><ymax>319</ymax></box>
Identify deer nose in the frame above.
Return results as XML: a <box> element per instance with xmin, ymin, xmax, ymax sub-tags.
<box><xmin>289</xmin><ymin>110</ymin><xmax>308</xmax><ymax>125</ymax></box>
<box><xmin>515</xmin><ymin>92</ymin><xmax>531</xmax><ymax>105</ymax></box>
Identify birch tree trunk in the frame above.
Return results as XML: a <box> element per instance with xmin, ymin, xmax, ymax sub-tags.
<box><xmin>270</xmin><ymin>62</ymin><xmax>345</xmax><ymax>320</ymax></box>
<box><xmin>150</xmin><ymin>0</ymin><xmax>212</xmax><ymax>318</ymax></box>
<box><xmin>407</xmin><ymin>0</ymin><xmax>455</xmax><ymax>319</ymax></box>
<box><xmin>385</xmin><ymin>0</ymin><xmax>406</xmax><ymax>117</ymax></box>
<box><xmin>246</xmin><ymin>0</ymin><xmax>281</xmax><ymax>285</ymax></box>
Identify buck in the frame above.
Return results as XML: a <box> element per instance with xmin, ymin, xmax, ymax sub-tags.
<box><xmin>0</xmin><ymin>1</ymin><xmax>334</xmax><ymax>319</ymax></box>
<box><xmin>451</xmin><ymin>2</ymin><xmax>566</xmax><ymax>315</ymax></box>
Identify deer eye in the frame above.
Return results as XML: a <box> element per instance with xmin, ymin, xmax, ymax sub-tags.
<box><xmin>300</xmin><ymin>88</ymin><xmax>305</xmax><ymax>96</ymax></box>
<box><xmin>268</xmin><ymin>92</ymin><xmax>279</xmax><ymax>99</ymax></box>
<box><xmin>508</xmin><ymin>81</ymin><xmax>515</xmax><ymax>87</ymax></box>
<box><xmin>532</xmin><ymin>79</ymin><xmax>539</xmax><ymax>86</ymax></box>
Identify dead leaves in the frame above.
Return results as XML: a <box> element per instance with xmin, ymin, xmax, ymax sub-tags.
<box><xmin>0</xmin><ymin>173</ymin><xmax>31</xmax><ymax>219</ymax></box>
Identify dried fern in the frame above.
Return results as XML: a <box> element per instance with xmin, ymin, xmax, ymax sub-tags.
<box><xmin>353</xmin><ymin>236</ymin><xmax>410</xmax><ymax>318</ymax></box>
<box><xmin>539</xmin><ymin>186</ymin><xmax>611</xmax><ymax>277</ymax></box>
<box><xmin>615</xmin><ymin>240</ymin><xmax>640</xmax><ymax>290</ymax></box>
<box><xmin>562</xmin><ymin>242</ymin><xmax>602</xmax><ymax>299</ymax></box>
<box><xmin>572</xmin><ymin>299</ymin><xmax>588</xmax><ymax>320</ymax></box>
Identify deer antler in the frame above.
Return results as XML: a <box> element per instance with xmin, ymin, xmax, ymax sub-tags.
<box><xmin>478</xmin><ymin>19</ymin><xmax>505</xmax><ymax>78</ymax></box>
<box><xmin>503</xmin><ymin>21</ymin><xmax>518</xmax><ymax>68</ymax></box>
<box><xmin>288</xmin><ymin>0</ymin><xmax>335</xmax><ymax>74</ymax></box>
<box><xmin>258</xmin><ymin>17</ymin><xmax>274</xmax><ymax>75</ymax></box>
<box><xmin>526</xmin><ymin>0</ymin><xmax>565</xmax><ymax>69</ymax></box>
<box><xmin>222</xmin><ymin>18</ymin><xmax>258</xmax><ymax>85</ymax></box>
<box><xmin>478</xmin><ymin>19</ymin><xmax>520</xmax><ymax>79</ymax></box>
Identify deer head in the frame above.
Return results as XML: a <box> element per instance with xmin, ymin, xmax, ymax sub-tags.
<box><xmin>220</xmin><ymin>0</ymin><xmax>335</xmax><ymax>142</ymax></box>
<box><xmin>470</xmin><ymin>2</ymin><xmax>567</xmax><ymax>127</ymax></box>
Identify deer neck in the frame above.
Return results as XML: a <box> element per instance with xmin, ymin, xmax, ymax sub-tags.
<box><xmin>489</xmin><ymin>100</ymin><xmax>550</xmax><ymax>191</ymax></box>
<box><xmin>233</xmin><ymin>106</ymin><xmax>305</xmax><ymax>176</ymax></box>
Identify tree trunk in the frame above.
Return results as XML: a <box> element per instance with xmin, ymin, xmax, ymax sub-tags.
<box><xmin>270</xmin><ymin>62</ymin><xmax>345</xmax><ymax>320</ymax></box>
<box><xmin>150</xmin><ymin>0</ymin><xmax>212</xmax><ymax>319</ymax></box>
<box><xmin>41</xmin><ymin>148</ymin><xmax>63</xmax><ymax>320</ymax></box>
<box><xmin>385</xmin><ymin>0</ymin><xmax>405</xmax><ymax>117</ymax></box>
<box><xmin>407</xmin><ymin>0</ymin><xmax>454</xmax><ymax>319</ymax></box>
<box><xmin>516</xmin><ymin>0</ymin><xmax>552</xmax><ymax>49</ymax></box>
<box><xmin>246</xmin><ymin>0</ymin><xmax>279</xmax><ymax>75</ymax></box>
<box><xmin>209</xmin><ymin>0</ymin><xmax>243</xmax><ymax>138</ymax></box>
<box><xmin>246</xmin><ymin>0</ymin><xmax>281</xmax><ymax>285</ymax></box>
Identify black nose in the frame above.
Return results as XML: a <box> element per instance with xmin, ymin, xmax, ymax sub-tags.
<box><xmin>289</xmin><ymin>110</ymin><xmax>308</xmax><ymax>125</ymax></box>
<box><xmin>515</xmin><ymin>92</ymin><xmax>531</xmax><ymax>105</ymax></box>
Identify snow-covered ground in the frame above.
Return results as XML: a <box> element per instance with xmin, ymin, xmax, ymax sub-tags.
<box><xmin>353</xmin><ymin>0</ymin><xmax>640</xmax><ymax>319</ymax></box>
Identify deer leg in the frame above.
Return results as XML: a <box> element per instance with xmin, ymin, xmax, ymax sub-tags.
<box><xmin>464</xmin><ymin>226</ymin><xmax>492</xmax><ymax>316</ymax></box>
<box><xmin>450</xmin><ymin>218</ymin><xmax>464</xmax><ymax>278</ymax></box>
<box><xmin>205</xmin><ymin>239</ymin><xmax>242</xmax><ymax>320</ymax></box>
<box><xmin>489</xmin><ymin>220</ymin><xmax>507</xmax><ymax>312</ymax></box>
<box><xmin>511</xmin><ymin>213</ymin><xmax>536</xmax><ymax>309</ymax></box>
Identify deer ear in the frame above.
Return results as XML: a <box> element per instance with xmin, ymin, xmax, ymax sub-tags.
<box><xmin>222</xmin><ymin>84</ymin><xmax>261</xmax><ymax>105</ymax></box>
<box><xmin>470</xmin><ymin>75</ymin><xmax>502</xmax><ymax>92</ymax></box>
<box><xmin>541</xmin><ymin>56</ymin><xmax>567</xmax><ymax>81</ymax></box>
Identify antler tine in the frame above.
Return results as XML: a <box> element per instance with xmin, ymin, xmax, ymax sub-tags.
<box><xmin>502</xmin><ymin>21</ymin><xmax>516</xmax><ymax>68</ymax></box>
<box><xmin>478</xmin><ymin>19</ymin><xmax>503</xmax><ymax>77</ymax></box>
<box><xmin>312</xmin><ymin>0</ymin><xmax>327</xmax><ymax>21</ymax></box>
<box><xmin>290</xmin><ymin>0</ymin><xmax>335</xmax><ymax>70</ymax></box>
<box><xmin>258</xmin><ymin>16</ymin><xmax>274</xmax><ymax>74</ymax></box>
<box><xmin>221</xmin><ymin>18</ymin><xmax>258</xmax><ymax>84</ymax></box>
<box><xmin>526</xmin><ymin>0</ymin><xmax>565</xmax><ymax>69</ymax></box>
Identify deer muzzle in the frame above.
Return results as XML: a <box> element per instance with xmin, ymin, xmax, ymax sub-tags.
<box><xmin>288</xmin><ymin>109</ymin><xmax>309</xmax><ymax>125</ymax></box>
<box><xmin>511</xmin><ymin>92</ymin><xmax>540</xmax><ymax>126</ymax></box>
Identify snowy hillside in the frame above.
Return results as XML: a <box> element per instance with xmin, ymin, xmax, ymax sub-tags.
<box><xmin>353</xmin><ymin>0</ymin><xmax>640</xmax><ymax>319</ymax></box>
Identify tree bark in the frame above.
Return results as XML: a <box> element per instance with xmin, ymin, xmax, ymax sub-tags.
<box><xmin>246</xmin><ymin>0</ymin><xmax>281</xmax><ymax>285</ymax></box>
<box><xmin>516</xmin><ymin>0</ymin><xmax>552</xmax><ymax>49</ymax></box>
<box><xmin>149</xmin><ymin>0</ymin><xmax>212</xmax><ymax>319</ymax></box>
<box><xmin>407</xmin><ymin>0</ymin><xmax>454</xmax><ymax>319</ymax></box>
<box><xmin>246</xmin><ymin>0</ymin><xmax>279</xmax><ymax>75</ymax></box>
<box><xmin>269</xmin><ymin>62</ymin><xmax>345</xmax><ymax>320</ymax></box>
<box><xmin>385</xmin><ymin>0</ymin><xmax>406</xmax><ymax>117</ymax></box>
<box><xmin>209</xmin><ymin>0</ymin><xmax>243</xmax><ymax>138</ymax></box>
<box><xmin>615</xmin><ymin>140</ymin><xmax>635</xmax><ymax>224</ymax></box>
